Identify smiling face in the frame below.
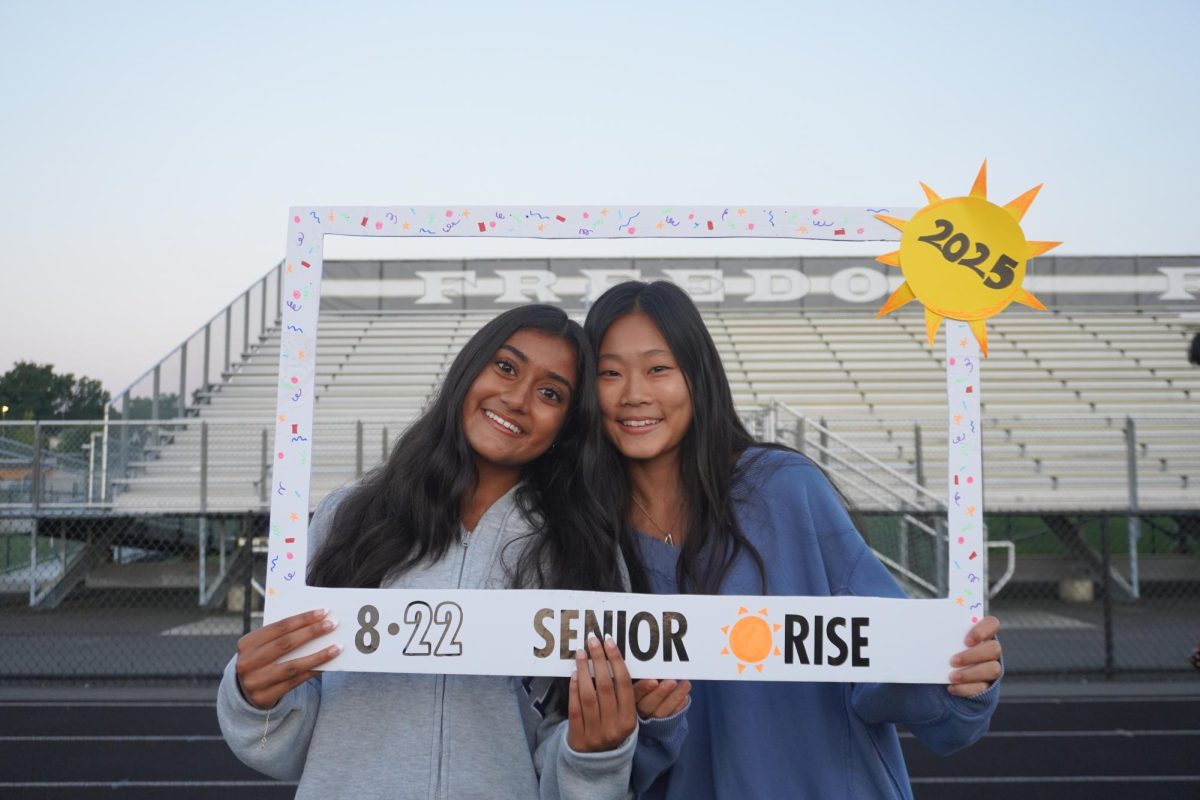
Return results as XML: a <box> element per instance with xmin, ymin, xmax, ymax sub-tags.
<box><xmin>461</xmin><ymin>329</ymin><xmax>577</xmax><ymax>481</ymax></box>
<box><xmin>596</xmin><ymin>312</ymin><xmax>694</xmax><ymax>466</ymax></box>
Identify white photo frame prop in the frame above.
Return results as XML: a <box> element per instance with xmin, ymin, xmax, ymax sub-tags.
<box><xmin>266</xmin><ymin>204</ymin><xmax>974</xmax><ymax>684</ymax></box>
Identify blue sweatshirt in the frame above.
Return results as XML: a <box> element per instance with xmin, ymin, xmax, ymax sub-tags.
<box><xmin>634</xmin><ymin>448</ymin><xmax>999</xmax><ymax>800</ymax></box>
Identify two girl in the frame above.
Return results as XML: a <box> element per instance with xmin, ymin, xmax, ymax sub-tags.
<box><xmin>218</xmin><ymin>305</ymin><xmax>688</xmax><ymax>800</ymax></box>
<box><xmin>220</xmin><ymin>287</ymin><xmax>1002</xmax><ymax>800</ymax></box>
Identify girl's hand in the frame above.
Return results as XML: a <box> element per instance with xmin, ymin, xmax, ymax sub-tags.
<box><xmin>949</xmin><ymin>615</ymin><xmax>1002</xmax><ymax>697</ymax></box>
<box><xmin>633</xmin><ymin>678</ymin><xmax>692</xmax><ymax>720</ymax></box>
<box><xmin>567</xmin><ymin>635</ymin><xmax>637</xmax><ymax>752</ymax></box>
<box><xmin>235</xmin><ymin>609</ymin><xmax>341</xmax><ymax>710</ymax></box>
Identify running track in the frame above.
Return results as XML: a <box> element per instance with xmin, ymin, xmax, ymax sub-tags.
<box><xmin>0</xmin><ymin>689</ymin><xmax>1196</xmax><ymax>799</ymax></box>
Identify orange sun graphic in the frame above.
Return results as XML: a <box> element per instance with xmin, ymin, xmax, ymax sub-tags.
<box><xmin>874</xmin><ymin>161</ymin><xmax>1060</xmax><ymax>356</ymax></box>
<box><xmin>721</xmin><ymin>606</ymin><xmax>782</xmax><ymax>674</ymax></box>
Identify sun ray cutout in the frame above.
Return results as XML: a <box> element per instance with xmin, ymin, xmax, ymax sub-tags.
<box><xmin>969</xmin><ymin>160</ymin><xmax>988</xmax><ymax>198</ymax></box>
<box><xmin>876</xmin><ymin>250</ymin><xmax>902</xmax><ymax>268</ymax></box>
<box><xmin>1003</xmin><ymin>184</ymin><xmax>1042</xmax><ymax>222</ymax></box>
<box><xmin>924</xmin><ymin>309</ymin><xmax>944</xmax><ymax>348</ymax></box>
<box><xmin>720</xmin><ymin>607</ymin><xmax>779</xmax><ymax>674</ymax></box>
<box><xmin>874</xmin><ymin>161</ymin><xmax>1059</xmax><ymax>355</ymax></box>
<box><xmin>878</xmin><ymin>282</ymin><xmax>916</xmax><ymax>317</ymax></box>
<box><xmin>1013</xmin><ymin>288</ymin><xmax>1047</xmax><ymax>311</ymax></box>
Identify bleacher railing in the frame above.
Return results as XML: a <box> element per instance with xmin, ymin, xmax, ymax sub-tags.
<box><xmin>103</xmin><ymin>261</ymin><xmax>284</xmax><ymax>427</ymax></box>
<box><xmin>9</xmin><ymin>411</ymin><xmax>1194</xmax><ymax>608</ymax></box>
<box><xmin>4</xmin><ymin>413</ymin><xmax>1195</xmax><ymax>512</ymax></box>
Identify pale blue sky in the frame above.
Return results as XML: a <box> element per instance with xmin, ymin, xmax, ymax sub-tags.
<box><xmin>1</xmin><ymin>0</ymin><xmax>1198</xmax><ymax>391</ymax></box>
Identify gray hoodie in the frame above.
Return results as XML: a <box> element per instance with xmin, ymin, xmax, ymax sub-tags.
<box><xmin>217</xmin><ymin>485</ymin><xmax>685</xmax><ymax>800</ymax></box>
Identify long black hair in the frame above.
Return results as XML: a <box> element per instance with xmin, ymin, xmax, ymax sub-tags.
<box><xmin>585</xmin><ymin>281</ymin><xmax>769</xmax><ymax>595</ymax></box>
<box><xmin>309</xmin><ymin>304</ymin><xmax>626</xmax><ymax>594</ymax></box>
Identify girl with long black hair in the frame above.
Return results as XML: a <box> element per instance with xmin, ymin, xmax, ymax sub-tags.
<box><xmin>218</xmin><ymin>304</ymin><xmax>689</xmax><ymax>800</ymax></box>
<box><xmin>584</xmin><ymin>282</ymin><xmax>1002</xmax><ymax>800</ymax></box>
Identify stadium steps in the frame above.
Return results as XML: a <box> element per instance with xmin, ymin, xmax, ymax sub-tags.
<box><xmin>0</xmin><ymin>700</ymin><xmax>293</xmax><ymax>799</ymax></box>
<box><xmin>902</xmin><ymin>696</ymin><xmax>1200</xmax><ymax>800</ymax></box>
<box><xmin>108</xmin><ymin>308</ymin><xmax>1199</xmax><ymax>514</ymax></box>
<box><xmin>1</xmin><ymin>695</ymin><xmax>1195</xmax><ymax>799</ymax></box>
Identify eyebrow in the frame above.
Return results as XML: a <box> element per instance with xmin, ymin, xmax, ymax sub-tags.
<box><xmin>499</xmin><ymin>344</ymin><xmax>574</xmax><ymax>394</ymax></box>
<box><xmin>500</xmin><ymin>344</ymin><xmax>529</xmax><ymax>363</ymax></box>
<box><xmin>597</xmin><ymin>348</ymin><xmax>670</xmax><ymax>361</ymax></box>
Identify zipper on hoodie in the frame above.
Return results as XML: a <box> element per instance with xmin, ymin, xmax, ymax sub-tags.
<box><xmin>433</xmin><ymin>529</ymin><xmax>474</xmax><ymax>799</ymax></box>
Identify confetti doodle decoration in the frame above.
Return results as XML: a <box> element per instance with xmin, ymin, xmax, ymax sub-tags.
<box><xmin>267</xmin><ymin>204</ymin><xmax>908</xmax><ymax>614</ymax></box>
<box><xmin>872</xmin><ymin>163</ymin><xmax>1062</xmax><ymax>623</ymax></box>
<box><xmin>264</xmin><ymin>200</ymin><xmax>994</xmax><ymax>682</ymax></box>
<box><xmin>873</xmin><ymin>160</ymin><xmax>1059</xmax><ymax>356</ymax></box>
<box><xmin>944</xmin><ymin>322</ymin><xmax>986</xmax><ymax>618</ymax></box>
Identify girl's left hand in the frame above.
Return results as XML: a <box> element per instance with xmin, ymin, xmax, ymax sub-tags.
<box><xmin>948</xmin><ymin>615</ymin><xmax>1002</xmax><ymax>697</ymax></box>
<box><xmin>633</xmin><ymin>677</ymin><xmax>692</xmax><ymax>720</ymax></box>
<box><xmin>567</xmin><ymin>634</ymin><xmax>637</xmax><ymax>753</ymax></box>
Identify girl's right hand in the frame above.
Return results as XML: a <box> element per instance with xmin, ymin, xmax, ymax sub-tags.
<box><xmin>567</xmin><ymin>634</ymin><xmax>638</xmax><ymax>753</ymax></box>
<box><xmin>234</xmin><ymin>609</ymin><xmax>341</xmax><ymax>710</ymax></box>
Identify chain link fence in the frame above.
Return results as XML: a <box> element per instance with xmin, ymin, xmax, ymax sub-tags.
<box><xmin>754</xmin><ymin>409</ymin><xmax>1200</xmax><ymax>677</ymax></box>
<box><xmin>1</xmin><ymin>414</ymin><xmax>1197</xmax><ymax>680</ymax></box>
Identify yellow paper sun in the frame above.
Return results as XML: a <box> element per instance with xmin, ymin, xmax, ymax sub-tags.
<box><xmin>874</xmin><ymin>161</ymin><xmax>1059</xmax><ymax>356</ymax></box>
<box><xmin>720</xmin><ymin>606</ymin><xmax>782</xmax><ymax>674</ymax></box>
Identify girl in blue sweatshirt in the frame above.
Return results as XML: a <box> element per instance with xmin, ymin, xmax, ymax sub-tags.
<box><xmin>585</xmin><ymin>282</ymin><xmax>1002</xmax><ymax>800</ymax></box>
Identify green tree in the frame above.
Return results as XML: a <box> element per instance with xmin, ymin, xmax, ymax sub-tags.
<box><xmin>0</xmin><ymin>362</ymin><xmax>110</xmax><ymax>453</ymax></box>
<box><xmin>124</xmin><ymin>393</ymin><xmax>181</xmax><ymax>420</ymax></box>
<box><xmin>0</xmin><ymin>362</ymin><xmax>109</xmax><ymax>420</ymax></box>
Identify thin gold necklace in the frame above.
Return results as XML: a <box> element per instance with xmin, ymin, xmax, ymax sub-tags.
<box><xmin>631</xmin><ymin>495</ymin><xmax>675</xmax><ymax>546</ymax></box>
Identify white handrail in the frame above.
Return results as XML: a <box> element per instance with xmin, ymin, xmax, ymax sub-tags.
<box><xmin>772</xmin><ymin>400</ymin><xmax>947</xmax><ymax>508</ymax></box>
<box><xmin>988</xmin><ymin>540</ymin><xmax>1016</xmax><ymax>599</ymax></box>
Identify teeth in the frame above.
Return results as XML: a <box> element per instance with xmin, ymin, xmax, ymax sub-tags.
<box><xmin>484</xmin><ymin>410</ymin><xmax>523</xmax><ymax>434</ymax></box>
<box><xmin>622</xmin><ymin>419</ymin><xmax>661</xmax><ymax>428</ymax></box>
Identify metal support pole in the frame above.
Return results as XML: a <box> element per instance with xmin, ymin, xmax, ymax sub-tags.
<box><xmin>1100</xmin><ymin>513</ymin><xmax>1114</xmax><ymax>677</ymax></box>
<box><xmin>199</xmin><ymin>421</ymin><xmax>208</xmax><ymax>605</ymax></box>
<box><xmin>29</xmin><ymin>422</ymin><xmax>41</xmax><ymax>605</ymax></box>
<box><xmin>259</xmin><ymin>276</ymin><xmax>268</xmax><ymax>340</ymax></box>
<box><xmin>119</xmin><ymin>391</ymin><xmax>130</xmax><ymax>491</ymax></box>
<box><xmin>796</xmin><ymin>416</ymin><xmax>806</xmax><ymax>455</ymax></box>
<box><xmin>242</xmin><ymin>529</ymin><xmax>253</xmax><ymax>635</ymax></box>
<box><xmin>260</xmin><ymin>429</ymin><xmax>269</xmax><ymax>505</ymax></box>
<box><xmin>275</xmin><ymin>261</ymin><xmax>283</xmax><ymax>322</ymax></box>
<box><xmin>178</xmin><ymin>341</ymin><xmax>188</xmax><ymax>416</ymax></box>
<box><xmin>935</xmin><ymin>517</ymin><xmax>948</xmax><ymax>597</ymax></box>
<box><xmin>764</xmin><ymin>403</ymin><xmax>777</xmax><ymax>443</ymax></box>
<box><xmin>223</xmin><ymin>307</ymin><xmax>232</xmax><ymax>375</ymax></box>
<box><xmin>202</xmin><ymin>323</ymin><xmax>211</xmax><ymax>392</ymax></box>
<box><xmin>242</xmin><ymin>291</ymin><xmax>250</xmax><ymax>357</ymax></box>
<box><xmin>151</xmin><ymin>364</ymin><xmax>161</xmax><ymax>421</ymax></box>
<box><xmin>818</xmin><ymin>417</ymin><xmax>829</xmax><ymax>466</ymax></box>
<box><xmin>914</xmin><ymin>423</ymin><xmax>926</xmax><ymax>488</ymax></box>
<box><xmin>356</xmin><ymin>421</ymin><xmax>365</xmax><ymax>478</ymax></box>
<box><xmin>382</xmin><ymin>426</ymin><xmax>389</xmax><ymax>462</ymax></box>
<box><xmin>100</xmin><ymin>405</ymin><xmax>110</xmax><ymax>504</ymax></box>
<box><xmin>1124</xmin><ymin>417</ymin><xmax>1141</xmax><ymax>600</ymax></box>
<box><xmin>87</xmin><ymin>431</ymin><xmax>98</xmax><ymax>504</ymax></box>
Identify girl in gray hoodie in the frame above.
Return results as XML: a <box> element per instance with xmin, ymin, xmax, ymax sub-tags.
<box><xmin>218</xmin><ymin>304</ymin><xmax>689</xmax><ymax>800</ymax></box>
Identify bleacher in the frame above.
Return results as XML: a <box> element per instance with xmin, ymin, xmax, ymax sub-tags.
<box><xmin>109</xmin><ymin>305</ymin><xmax>1199</xmax><ymax>514</ymax></box>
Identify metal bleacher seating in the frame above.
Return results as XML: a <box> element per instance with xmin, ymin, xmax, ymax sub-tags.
<box><xmin>110</xmin><ymin>307</ymin><xmax>1198</xmax><ymax>514</ymax></box>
